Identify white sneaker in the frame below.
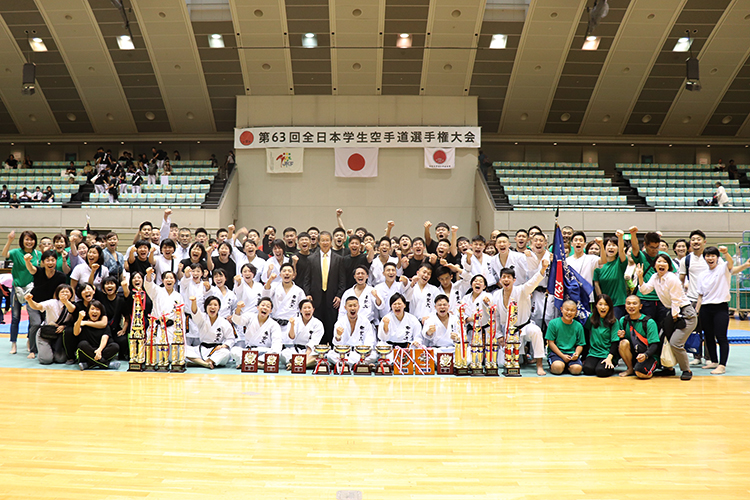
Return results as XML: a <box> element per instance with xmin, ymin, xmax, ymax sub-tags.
<box><xmin>689</xmin><ymin>358</ymin><xmax>701</xmax><ymax>365</ymax></box>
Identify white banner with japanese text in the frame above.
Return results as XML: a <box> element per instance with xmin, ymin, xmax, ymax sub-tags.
<box><xmin>235</xmin><ymin>126</ymin><xmax>480</xmax><ymax>149</ymax></box>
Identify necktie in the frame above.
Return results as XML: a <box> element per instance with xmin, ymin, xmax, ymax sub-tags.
<box><xmin>322</xmin><ymin>253</ymin><xmax>329</xmax><ymax>292</ymax></box>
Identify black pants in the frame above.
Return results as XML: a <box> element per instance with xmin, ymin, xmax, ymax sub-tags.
<box><xmin>700</xmin><ymin>302</ymin><xmax>730</xmax><ymax>366</ymax></box>
<box><xmin>582</xmin><ymin>356</ymin><xmax>615</xmax><ymax>377</ymax></box>
<box><xmin>112</xmin><ymin>332</ymin><xmax>130</xmax><ymax>360</ymax></box>
<box><xmin>314</xmin><ymin>289</ymin><xmax>337</xmax><ymax>345</ymax></box>
<box><xmin>76</xmin><ymin>340</ymin><xmax>119</xmax><ymax>368</ymax></box>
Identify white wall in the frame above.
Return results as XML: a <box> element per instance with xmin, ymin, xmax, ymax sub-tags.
<box><xmin>235</xmin><ymin>96</ymin><xmax>479</xmax><ymax>236</ymax></box>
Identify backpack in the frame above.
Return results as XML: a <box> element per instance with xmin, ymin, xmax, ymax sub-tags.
<box><xmin>148</xmin><ymin>163</ymin><xmax>158</xmax><ymax>176</ymax></box>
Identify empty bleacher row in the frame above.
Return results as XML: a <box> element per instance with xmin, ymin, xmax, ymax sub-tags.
<box><xmin>492</xmin><ymin>161</ymin><xmax>634</xmax><ymax>211</ymax></box>
<box><xmin>1</xmin><ymin>160</ymin><xmax>216</xmax><ymax>209</ymax></box>
<box><xmin>617</xmin><ymin>163</ymin><xmax>750</xmax><ymax>211</ymax></box>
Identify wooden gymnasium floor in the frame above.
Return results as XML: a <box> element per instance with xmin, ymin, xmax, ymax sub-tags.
<box><xmin>2</xmin><ymin>323</ymin><xmax>750</xmax><ymax>499</ymax></box>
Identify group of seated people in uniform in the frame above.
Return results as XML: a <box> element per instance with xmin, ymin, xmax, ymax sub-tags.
<box><xmin>3</xmin><ymin>207</ymin><xmax>746</xmax><ymax>378</ymax></box>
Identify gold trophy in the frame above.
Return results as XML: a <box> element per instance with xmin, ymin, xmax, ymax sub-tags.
<box><xmin>170</xmin><ymin>304</ymin><xmax>186</xmax><ymax>373</ymax></box>
<box><xmin>144</xmin><ymin>315</ymin><xmax>159</xmax><ymax>371</ymax></box>
<box><xmin>155</xmin><ymin>314</ymin><xmax>170</xmax><ymax>371</ymax></box>
<box><xmin>374</xmin><ymin>345</ymin><xmax>393</xmax><ymax>375</ymax></box>
<box><xmin>333</xmin><ymin>345</ymin><xmax>352</xmax><ymax>375</ymax></box>
<box><xmin>354</xmin><ymin>346</ymin><xmax>373</xmax><ymax>375</ymax></box>
<box><xmin>313</xmin><ymin>344</ymin><xmax>331</xmax><ymax>374</ymax></box>
<box><xmin>485</xmin><ymin>305</ymin><xmax>499</xmax><ymax>376</ymax></box>
<box><xmin>470</xmin><ymin>311</ymin><xmax>485</xmax><ymax>376</ymax></box>
<box><xmin>128</xmin><ymin>290</ymin><xmax>146</xmax><ymax>371</ymax></box>
<box><xmin>454</xmin><ymin>304</ymin><xmax>469</xmax><ymax>376</ymax></box>
<box><xmin>504</xmin><ymin>300</ymin><xmax>521</xmax><ymax>377</ymax></box>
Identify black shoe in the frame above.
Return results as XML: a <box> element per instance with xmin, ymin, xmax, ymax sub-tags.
<box><xmin>79</xmin><ymin>362</ymin><xmax>89</xmax><ymax>371</ymax></box>
<box><xmin>655</xmin><ymin>367</ymin><xmax>676</xmax><ymax>377</ymax></box>
<box><xmin>680</xmin><ymin>371</ymin><xmax>693</xmax><ymax>381</ymax></box>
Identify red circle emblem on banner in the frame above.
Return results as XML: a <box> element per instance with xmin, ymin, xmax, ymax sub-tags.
<box><xmin>239</xmin><ymin>131</ymin><xmax>254</xmax><ymax>146</ymax></box>
<box><xmin>348</xmin><ymin>153</ymin><xmax>366</xmax><ymax>171</ymax></box>
<box><xmin>433</xmin><ymin>150</ymin><xmax>447</xmax><ymax>164</ymax></box>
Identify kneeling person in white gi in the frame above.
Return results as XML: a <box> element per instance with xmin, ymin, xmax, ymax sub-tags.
<box><xmin>281</xmin><ymin>298</ymin><xmax>324</xmax><ymax>369</ymax></box>
<box><xmin>418</xmin><ymin>294</ymin><xmax>459</xmax><ymax>352</ymax></box>
<box><xmin>186</xmin><ymin>295</ymin><xmax>234</xmax><ymax>369</ymax></box>
<box><xmin>330</xmin><ymin>297</ymin><xmax>377</xmax><ymax>368</ymax></box>
<box><xmin>231</xmin><ymin>297</ymin><xmax>282</xmax><ymax>368</ymax></box>
<box><xmin>493</xmin><ymin>259</ymin><xmax>549</xmax><ymax>376</ymax></box>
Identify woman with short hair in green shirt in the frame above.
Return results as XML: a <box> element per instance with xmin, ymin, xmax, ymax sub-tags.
<box><xmin>583</xmin><ymin>294</ymin><xmax>620</xmax><ymax>377</ymax></box>
<box><xmin>594</xmin><ymin>229</ymin><xmax>628</xmax><ymax>319</ymax></box>
<box><xmin>2</xmin><ymin>230</ymin><xmax>41</xmax><ymax>356</ymax></box>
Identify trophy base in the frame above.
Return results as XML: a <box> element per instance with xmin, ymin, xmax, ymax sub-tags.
<box><xmin>353</xmin><ymin>364</ymin><xmax>371</xmax><ymax>375</ymax></box>
<box><xmin>338</xmin><ymin>367</ymin><xmax>351</xmax><ymax>375</ymax></box>
<box><xmin>375</xmin><ymin>366</ymin><xmax>393</xmax><ymax>376</ymax></box>
<box><xmin>313</xmin><ymin>364</ymin><xmax>331</xmax><ymax>375</ymax></box>
<box><xmin>454</xmin><ymin>366</ymin><xmax>470</xmax><ymax>376</ymax></box>
<box><xmin>143</xmin><ymin>365</ymin><xmax>157</xmax><ymax>372</ymax></box>
<box><xmin>470</xmin><ymin>368</ymin><xmax>485</xmax><ymax>376</ymax></box>
<box><xmin>504</xmin><ymin>367</ymin><xmax>522</xmax><ymax>377</ymax></box>
<box><xmin>154</xmin><ymin>365</ymin><xmax>170</xmax><ymax>372</ymax></box>
<box><xmin>128</xmin><ymin>362</ymin><xmax>144</xmax><ymax>372</ymax></box>
<box><xmin>170</xmin><ymin>364</ymin><xmax>186</xmax><ymax>373</ymax></box>
<box><xmin>485</xmin><ymin>367</ymin><xmax>500</xmax><ymax>376</ymax></box>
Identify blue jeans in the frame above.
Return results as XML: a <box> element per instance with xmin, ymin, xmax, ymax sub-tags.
<box><xmin>10</xmin><ymin>291</ymin><xmax>21</xmax><ymax>343</ymax></box>
<box><xmin>9</xmin><ymin>293</ymin><xmax>43</xmax><ymax>352</ymax></box>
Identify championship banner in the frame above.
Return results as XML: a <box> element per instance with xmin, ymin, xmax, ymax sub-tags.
<box><xmin>424</xmin><ymin>148</ymin><xmax>455</xmax><ymax>169</ymax></box>
<box><xmin>266</xmin><ymin>148</ymin><xmax>304</xmax><ymax>174</ymax></box>
<box><xmin>235</xmin><ymin>126</ymin><xmax>480</xmax><ymax>149</ymax></box>
<box><xmin>335</xmin><ymin>148</ymin><xmax>378</xmax><ymax>178</ymax></box>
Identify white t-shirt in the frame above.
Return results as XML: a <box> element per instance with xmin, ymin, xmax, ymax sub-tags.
<box><xmin>679</xmin><ymin>253</ymin><xmax>709</xmax><ymax>302</ymax></box>
<box><xmin>70</xmin><ymin>263</ymin><xmax>109</xmax><ymax>288</ymax></box>
<box><xmin>697</xmin><ymin>260</ymin><xmax>731</xmax><ymax>305</ymax></box>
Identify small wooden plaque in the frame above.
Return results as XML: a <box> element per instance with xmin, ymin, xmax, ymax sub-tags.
<box><xmin>264</xmin><ymin>353</ymin><xmax>280</xmax><ymax>373</ymax></box>
<box><xmin>291</xmin><ymin>354</ymin><xmax>307</xmax><ymax>374</ymax></box>
<box><xmin>414</xmin><ymin>348</ymin><xmax>435</xmax><ymax>375</ymax></box>
<box><xmin>241</xmin><ymin>350</ymin><xmax>258</xmax><ymax>372</ymax></box>
<box><xmin>436</xmin><ymin>352</ymin><xmax>454</xmax><ymax>375</ymax></box>
<box><xmin>394</xmin><ymin>349</ymin><xmax>413</xmax><ymax>375</ymax></box>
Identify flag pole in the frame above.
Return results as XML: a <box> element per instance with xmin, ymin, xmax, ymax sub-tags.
<box><xmin>541</xmin><ymin>207</ymin><xmax>560</xmax><ymax>334</ymax></box>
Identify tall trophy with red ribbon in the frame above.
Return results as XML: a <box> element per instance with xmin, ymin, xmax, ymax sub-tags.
<box><xmin>170</xmin><ymin>303</ymin><xmax>186</xmax><ymax>372</ymax></box>
<box><xmin>504</xmin><ymin>300</ymin><xmax>522</xmax><ymax>377</ymax></box>
<box><xmin>470</xmin><ymin>311</ymin><xmax>484</xmax><ymax>376</ymax></box>
<box><xmin>155</xmin><ymin>315</ymin><xmax>170</xmax><ymax>371</ymax></box>
<box><xmin>485</xmin><ymin>305</ymin><xmax>499</xmax><ymax>376</ymax></box>
<box><xmin>128</xmin><ymin>290</ymin><xmax>146</xmax><ymax>371</ymax></box>
<box><xmin>454</xmin><ymin>304</ymin><xmax>469</xmax><ymax>376</ymax></box>
<box><xmin>144</xmin><ymin>314</ymin><xmax>159</xmax><ymax>371</ymax></box>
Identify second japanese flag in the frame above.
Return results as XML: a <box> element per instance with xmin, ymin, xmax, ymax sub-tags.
<box><xmin>335</xmin><ymin>148</ymin><xmax>378</xmax><ymax>178</ymax></box>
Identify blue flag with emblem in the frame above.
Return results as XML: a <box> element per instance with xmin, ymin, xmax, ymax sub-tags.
<box><xmin>547</xmin><ymin>223</ymin><xmax>594</xmax><ymax>324</ymax></box>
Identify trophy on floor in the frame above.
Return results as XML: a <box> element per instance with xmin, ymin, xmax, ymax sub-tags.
<box><xmin>374</xmin><ymin>345</ymin><xmax>393</xmax><ymax>375</ymax></box>
<box><xmin>264</xmin><ymin>352</ymin><xmax>280</xmax><ymax>373</ymax></box>
<box><xmin>504</xmin><ymin>300</ymin><xmax>521</xmax><ymax>377</ymax></box>
<box><xmin>313</xmin><ymin>344</ymin><xmax>331</xmax><ymax>374</ymax></box>
<box><xmin>470</xmin><ymin>311</ymin><xmax>485</xmax><ymax>376</ymax></box>
<box><xmin>143</xmin><ymin>314</ymin><xmax>159</xmax><ymax>371</ymax></box>
<box><xmin>291</xmin><ymin>353</ymin><xmax>307</xmax><ymax>374</ymax></box>
<box><xmin>436</xmin><ymin>352</ymin><xmax>454</xmax><ymax>375</ymax></box>
<box><xmin>241</xmin><ymin>350</ymin><xmax>259</xmax><ymax>372</ymax></box>
<box><xmin>333</xmin><ymin>345</ymin><xmax>351</xmax><ymax>375</ymax></box>
<box><xmin>128</xmin><ymin>290</ymin><xmax>146</xmax><ymax>371</ymax></box>
<box><xmin>485</xmin><ymin>305</ymin><xmax>499</xmax><ymax>376</ymax></box>
<box><xmin>354</xmin><ymin>346</ymin><xmax>373</xmax><ymax>375</ymax></box>
<box><xmin>454</xmin><ymin>304</ymin><xmax>469</xmax><ymax>376</ymax></box>
<box><xmin>170</xmin><ymin>304</ymin><xmax>186</xmax><ymax>373</ymax></box>
<box><xmin>155</xmin><ymin>315</ymin><xmax>171</xmax><ymax>371</ymax></box>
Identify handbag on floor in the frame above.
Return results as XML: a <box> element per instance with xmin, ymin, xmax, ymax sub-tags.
<box><xmin>660</xmin><ymin>341</ymin><xmax>676</xmax><ymax>368</ymax></box>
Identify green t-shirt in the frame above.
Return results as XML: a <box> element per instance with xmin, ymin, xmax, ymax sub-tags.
<box><xmin>545</xmin><ymin>318</ymin><xmax>585</xmax><ymax>355</ymax></box>
<box><xmin>617</xmin><ymin>314</ymin><xmax>660</xmax><ymax>359</ymax></box>
<box><xmin>8</xmin><ymin>248</ymin><xmax>41</xmax><ymax>287</ymax></box>
<box><xmin>631</xmin><ymin>250</ymin><xmax>674</xmax><ymax>301</ymax></box>
<box><xmin>55</xmin><ymin>248</ymin><xmax>71</xmax><ymax>274</ymax></box>
<box><xmin>594</xmin><ymin>258</ymin><xmax>628</xmax><ymax>306</ymax></box>
<box><xmin>585</xmin><ymin>319</ymin><xmax>620</xmax><ymax>358</ymax></box>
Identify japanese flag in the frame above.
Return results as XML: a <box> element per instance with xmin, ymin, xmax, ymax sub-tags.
<box><xmin>335</xmin><ymin>148</ymin><xmax>378</xmax><ymax>178</ymax></box>
<box><xmin>424</xmin><ymin>147</ymin><xmax>455</xmax><ymax>169</ymax></box>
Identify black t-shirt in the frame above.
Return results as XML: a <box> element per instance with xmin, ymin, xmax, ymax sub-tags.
<box><xmin>6</xmin><ymin>158</ymin><xmax>18</xmax><ymax>168</ymax></box>
<box><xmin>79</xmin><ymin>325</ymin><xmax>113</xmax><ymax>347</ymax></box>
<box><xmin>404</xmin><ymin>256</ymin><xmax>428</xmax><ymax>278</ymax></box>
<box><xmin>332</xmin><ymin>247</ymin><xmax>346</xmax><ymax>257</ymax></box>
<box><xmin>95</xmin><ymin>290</ymin><xmax>126</xmax><ymax>332</ymax></box>
<box><xmin>211</xmin><ymin>256</ymin><xmax>237</xmax><ymax>289</ymax></box>
<box><xmin>343</xmin><ymin>253</ymin><xmax>370</xmax><ymax>289</ymax></box>
<box><xmin>128</xmin><ymin>257</ymin><xmax>152</xmax><ymax>277</ymax></box>
<box><xmin>180</xmin><ymin>257</ymin><xmax>209</xmax><ymax>279</ymax></box>
<box><xmin>31</xmin><ymin>269</ymin><xmax>67</xmax><ymax>302</ymax></box>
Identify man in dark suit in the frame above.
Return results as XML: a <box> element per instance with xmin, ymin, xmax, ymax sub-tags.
<box><xmin>308</xmin><ymin>231</ymin><xmax>346</xmax><ymax>344</ymax></box>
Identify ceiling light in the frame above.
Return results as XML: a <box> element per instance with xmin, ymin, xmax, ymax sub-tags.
<box><xmin>673</xmin><ymin>37</ymin><xmax>692</xmax><ymax>52</ymax></box>
<box><xmin>490</xmin><ymin>34</ymin><xmax>508</xmax><ymax>49</ymax></box>
<box><xmin>29</xmin><ymin>37</ymin><xmax>47</xmax><ymax>52</ymax></box>
<box><xmin>208</xmin><ymin>34</ymin><xmax>224</xmax><ymax>48</ymax></box>
<box><xmin>302</xmin><ymin>33</ymin><xmax>318</xmax><ymax>48</ymax></box>
<box><xmin>117</xmin><ymin>35</ymin><xmax>135</xmax><ymax>50</ymax></box>
<box><xmin>396</xmin><ymin>33</ymin><xmax>412</xmax><ymax>49</ymax></box>
<box><xmin>582</xmin><ymin>36</ymin><xmax>600</xmax><ymax>51</ymax></box>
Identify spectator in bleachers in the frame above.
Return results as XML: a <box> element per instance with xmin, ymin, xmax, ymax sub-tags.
<box><xmin>5</xmin><ymin>154</ymin><xmax>18</xmax><ymax>169</ymax></box>
<box><xmin>727</xmin><ymin>159</ymin><xmax>739</xmax><ymax>180</ymax></box>
<box><xmin>713</xmin><ymin>182</ymin><xmax>730</xmax><ymax>207</ymax></box>
<box><xmin>173</xmin><ymin>150</ymin><xmax>181</xmax><ymax>161</ymax></box>
<box><xmin>106</xmin><ymin>175</ymin><xmax>120</xmax><ymax>204</ymax></box>
<box><xmin>151</xmin><ymin>147</ymin><xmax>167</xmax><ymax>169</ymax></box>
<box><xmin>31</xmin><ymin>186</ymin><xmax>43</xmax><ymax>202</ymax></box>
<box><xmin>23</xmin><ymin>155</ymin><xmax>32</xmax><ymax>169</ymax></box>
<box><xmin>161</xmin><ymin>159</ymin><xmax>172</xmax><ymax>185</ymax></box>
<box><xmin>714</xmin><ymin>159</ymin><xmax>725</xmax><ymax>173</ymax></box>
<box><xmin>0</xmin><ymin>185</ymin><xmax>10</xmax><ymax>202</ymax></box>
<box><xmin>65</xmin><ymin>162</ymin><xmax>77</xmax><ymax>183</ymax></box>
<box><xmin>9</xmin><ymin>193</ymin><xmax>20</xmax><ymax>209</ymax></box>
<box><xmin>131</xmin><ymin>163</ymin><xmax>144</xmax><ymax>194</ymax></box>
<box><xmin>19</xmin><ymin>188</ymin><xmax>32</xmax><ymax>203</ymax></box>
<box><xmin>147</xmin><ymin>160</ymin><xmax>158</xmax><ymax>185</ymax></box>
<box><xmin>93</xmin><ymin>147</ymin><xmax>105</xmax><ymax>167</ymax></box>
<box><xmin>225</xmin><ymin>150</ymin><xmax>235</xmax><ymax>177</ymax></box>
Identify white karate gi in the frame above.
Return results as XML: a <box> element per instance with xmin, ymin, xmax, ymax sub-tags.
<box><xmin>186</xmin><ymin>311</ymin><xmax>234</xmax><ymax>367</ymax></box>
